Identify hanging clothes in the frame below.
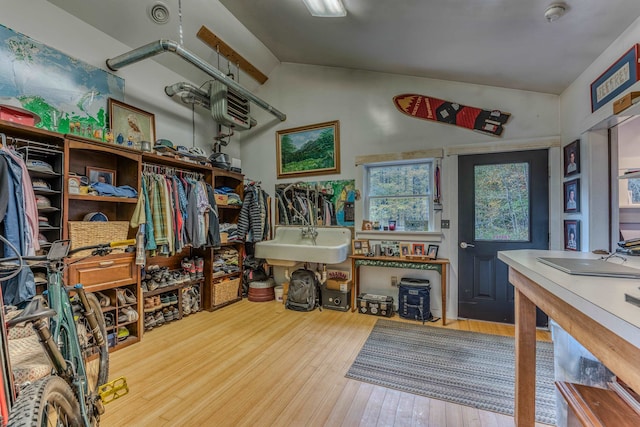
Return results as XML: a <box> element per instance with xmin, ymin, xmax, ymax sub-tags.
<box><xmin>238</xmin><ymin>183</ymin><xmax>270</xmax><ymax>243</ymax></box>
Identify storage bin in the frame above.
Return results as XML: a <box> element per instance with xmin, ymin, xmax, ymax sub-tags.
<box><xmin>68</xmin><ymin>221</ymin><xmax>130</xmax><ymax>257</ymax></box>
<box><xmin>213</xmin><ymin>278</ymin><xmax>240</xmax><ymax>306</ymax></box>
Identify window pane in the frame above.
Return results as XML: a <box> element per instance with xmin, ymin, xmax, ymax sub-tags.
<box><xmin>369</xmin><ymin>196</ymin><xmax>429</xmax><ymax>231</ymax></box>
<box><xmin>629</xmin><ymin>179</ymin><xmax>640</xmax><ymax>204</ymax></box>
<box><xmin>368</xmin><ymin>163</ymin><xmax>431</xmax><ymax>197</ymax></box>
<box><xmin>474</xmin><ymin>163</ymin><xmax>530</xmax><ymax>241</ymax></box>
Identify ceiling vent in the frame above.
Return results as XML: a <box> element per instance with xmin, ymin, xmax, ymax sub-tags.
<box><xmin>148</xmin><ymin>2</ymin><xmax>170</xmax><ymax>25</ymax></box>
<box><xmin>209</xmin><ymin>81</ymin><xmax>254</xmax><ymax>130</ymax></box>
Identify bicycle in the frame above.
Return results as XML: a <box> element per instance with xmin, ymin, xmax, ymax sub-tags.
<box><xmin>0</xmin><ymin>237</ymin><xmax>133</xmax><ymax>426</ymax></box>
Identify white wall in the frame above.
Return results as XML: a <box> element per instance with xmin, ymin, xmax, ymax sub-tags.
<box><xmin>242</xmin><ymin>62</ymin><xmax>560</xmax><ymax>320</ymax></box>
<box><xmin>2</xmin><ymin>0</ymin><xmax>236</xmax><ymax>157</ymax></box>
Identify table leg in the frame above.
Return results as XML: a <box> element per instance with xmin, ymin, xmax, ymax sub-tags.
<box><xmin>351</xmin><ymin>259</ymin><xmax>358</xmax><ymax>312</ymax></box>
<box><xmin>441</xmin><ymin>265</ymin><xmax>447</xmax><ymax>326</ymax></box>
<box><xmin>514</xmin><ymin>288</ymin><xmax>537</xmax><ymax>427</ymax></box>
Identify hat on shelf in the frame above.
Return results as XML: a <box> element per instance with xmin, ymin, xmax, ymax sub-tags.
<box><xmin>35</xmin><ymin>195</ymin><xmax>51</xmax><ymax>208</ymax></box>
<box><xmin>26</xmin><ymin>159</ymin><xmax>54</xmax><ymax>173</ymax></box>
<box><xmin>38</xmin><ymin>233</ymin><xmax>48</xmax><ymax>245</ymax></box>
<box><xmin>154</xmin><ymin>139</ymin><xmax>176</xmax><ymax>152</ymax></box>
<box><xmin>83</xmin><ymin>212</ymin><xmax>108</xmax><ymax>222</ymax></box>
<box><xmin>31</xmin><ymin>179</ymin><xmax>51</xmax><ymax>190</ymax></box>
<box><xmin>38</xmin><ymin>216</ymin><xmax>49</xmax><ymax>227</ymax></box>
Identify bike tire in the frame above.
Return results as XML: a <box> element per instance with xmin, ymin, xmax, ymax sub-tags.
<box><xmin>7</xmin><ymin>376</ymin><xmax>83</xmax><ymax>427</ymax></box>
<box><xmin>75</xmin><ymin>293</ymin><xmax>109</xmax><ymax>392</ymax></box>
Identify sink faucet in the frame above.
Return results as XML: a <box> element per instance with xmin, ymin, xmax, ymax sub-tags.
<box><xmin>301</xmin><ymin>224</ymin><xmax>318</xmax><ymax>245</ymax></box>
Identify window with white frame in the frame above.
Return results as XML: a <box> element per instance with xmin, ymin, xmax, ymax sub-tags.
<box><xmin>364</xmin><ymin>160</ymin><xmax>434</xmax><ymax>231</ymax></box>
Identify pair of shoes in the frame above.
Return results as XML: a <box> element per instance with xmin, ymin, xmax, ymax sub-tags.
<box><xmin>154</xmin><ymin>311</ymin><xmax>165</xmax><ymax>326</ymax></box>
<box><xmin>117</xmin><ymin>326</ymin><xmax>130</xmax><ymax>341</ymax></box>
<box><xmin>104</xmin><ymin>312</ymin><xmax>115</xmax><ymax>328</ymax></box>
<box><xmin>116</xmin><ymin>288</ymin><xmax>137</xmax><ymax>305</ymax></box>
<box><xmin>160</xmin><ymin>295</ymin><xmax>171</xmax><ymax>307</ymax></box>
<box><xmin>163</xmin><ymin>308</ymin><xmax>174</xmax><ymax>322</ymax></box>
<box><xmin>118</xmin><ymin>306</ymin><xmax>138</xmax><ymax>323</ymax></box>
<box><xmin>95</xmin><ymin>291</ymin><xmax>111</xmax><ymax>307</ymax></box>
<box><xmin>194</xmin><ymin>257</ymin><xmax>204</xmax><ymax>279</ymax></box>
<box><xmin>182</xmin><ymin>258</ymin><xmax>196</xmax><ymax>280</ymax></box>
<box><xmin>144</xmin><ymin>314</ymin><xmax>156</xmax><ymax>330</ymax></box>
<box><xmin>182</xmin><ymin>290</ymin><xmax>192</xmax><ymax>315</ymax></box>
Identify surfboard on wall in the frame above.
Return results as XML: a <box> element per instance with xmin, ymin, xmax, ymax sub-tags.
<box><xmin>393</xmin><ymin>94</ymin><xmax>510</xmax><ymax>136</ymax></box>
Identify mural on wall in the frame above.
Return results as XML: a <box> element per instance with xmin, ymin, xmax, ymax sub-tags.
<box><xmin>0</xmin><ymin>24</ymin><xmax>125</xmax><ymax>133</ymax></box>
<box><xmin>393</xmin><ymin>93</ymin><xmax>510</xmax><ymax>136</ymax></box>
<box><xmin>275</xmin><ymin>179</ymin><xmax>356</xmax><ymax>227</ymax></box>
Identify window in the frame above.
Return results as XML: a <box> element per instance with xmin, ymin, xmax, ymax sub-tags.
<box><xmin>364</xmin><ymin>160</ymin><xmax>433</xmax><ymax>231</ymax></box>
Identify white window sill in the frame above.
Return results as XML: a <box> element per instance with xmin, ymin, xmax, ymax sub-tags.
<box><xmin>355</xmin><ymin>230</ymin><xmax>443</xmax><ymax>242</ymax></box>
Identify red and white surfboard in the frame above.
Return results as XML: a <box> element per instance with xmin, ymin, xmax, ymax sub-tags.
<box><xmin>393</xmin><ymin>94</ymin><xmax>510</xmax><ymax>136</ymax></box>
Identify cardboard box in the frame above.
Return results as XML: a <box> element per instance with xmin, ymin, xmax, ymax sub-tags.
<box><xmin>613</xmin><ymin>91</ymin><xmax>640</xmax><ymax>114</ymax></box>
<box><xmin>325</xmin><ymin>279</ymin><xmax>351</xmax><ymax>292</ymax></box>
<box><xmin>214</xmin><ymin>194</ymin><xmax>228</xmax><ymax>205</ymax></box>
<box><xmin>220</xmin><ymin>232</ymin><xmax>228</xmax><ymax>244</ymax></box>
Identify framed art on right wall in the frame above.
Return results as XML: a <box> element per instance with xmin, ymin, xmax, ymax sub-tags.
<box><xmin>564</xmin><ymin>220</ymin><xmax>580</xmax><ymax>251</ymax></box>
<box><xmin>564</xmin><ymin>139</ymin><xmax>580</xmax><ymax>177</ymax></box>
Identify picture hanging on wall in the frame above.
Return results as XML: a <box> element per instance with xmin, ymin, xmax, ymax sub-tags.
<box><xmin>564</xmin><ymin>179</ymin><xmax>580</xmax><ymax>213</ymax></box>
<box><xmin>564</xmin><ymin>139</ymin><xmax>580</xmax><ymax>177</ymax></box>
<box><xmin>0</xmin><ymin>24</ymin><xmax>125</xmax><ymax>133</ymax></box>
<box><xmin>564</xmin><ymin>220</ymin><xmax>580</xmax><ymax>251</ymax></box>
<box><xmin>108</xmin><ymin>98</ymin><xmax>156</xmax><ymax>148</ymax></box>
<box><xmin>276</xmin><ymin>120</ymin><xmax>340</xmax><ymax>179</ymax></box>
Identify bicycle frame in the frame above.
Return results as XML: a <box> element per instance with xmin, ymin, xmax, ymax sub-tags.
<box><xmin>0</xmin><ymin>238</ymin><xmax>134</xmax><ymax>426</ymax></box>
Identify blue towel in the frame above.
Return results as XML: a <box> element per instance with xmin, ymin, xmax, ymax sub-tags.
<box><xmin>91</xmin><ymin>182</ymin><xmax>138</xmax><ymax>198</ymax></box>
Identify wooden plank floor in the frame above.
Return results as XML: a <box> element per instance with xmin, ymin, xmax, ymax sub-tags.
<box><xmin>102</xmin><ymin>300</ymin><xmax>551</xmax><ymax>426</ymax></box>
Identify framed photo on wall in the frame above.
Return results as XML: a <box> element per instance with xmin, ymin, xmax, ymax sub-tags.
<box><xmin>108</xmin><ymin>98</ymin><xmax>156</xmax><ymax>147</ymax></box>
<box><xmin>412</xmin><ymin>243</ymin><xmax>425</xmax><ymax>256</ymax></box>
<box><xmin>563</xmin><ymin>179</ymin><xmax>580</xmax><ymax>213</ymax></box>
<box><xmin>564</xmin><ymin>139</ymin><xmax>580</xmax><ymax>177</ymax></box>
<box><xmin>86</xmin><ymin>167</ymin><xmax>116</xmax><ymax>185</ymax></box>
<box><xmin>399</xmin><ymin>243</ymin><xmax>411</xmax><ymax>258</ymax></box>
<box><xmin>427</xmin><ymin>244</ymin><xmax>439</xmax><ymax>260</ymax></box>
<box><xmin>276</xmin><ymin>120</ymin><xmax>340</xmax><ymax>179</ymax></box>
<box><xmin>564</xmin><ymin>220</ymin><xmax>580</xmax><ymax>251</ymax></box>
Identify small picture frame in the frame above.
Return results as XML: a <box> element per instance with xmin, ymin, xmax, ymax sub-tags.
<box><xmin>564</xmin><ymin>139</ymin><xmax>580</xmax><ymax>177</ymax></box>
<box><xmin>86</xmin><ymin>167</ymin><xmax>116</xmax><ymax>185</ymax></box>
<box><xmin>412</xmin><ymin>243</ymin><xmax>425</xmax><ymax>256</ymax></box>
<box><xmin>564</xmin><ymin>179</ymin><xmax>580</xmax><ymax>213</ymax></box>
<box><xmin>362</xmin><ymin>220</ymin><xmax>373</xmax><ymax>231</ymax></box>
<box><xmin>352</xmin><ymin>239</ymin><xmax>369</xmax><ymax>255</ymax></box>
<box><xmin>564</xmin><ymin>220</ymin><xmax>580</xmax><ymax>251</ymax></box>
<box><xmin>427</xmin><ymin>244</ymin><xmax>439</xmax><ymax>260</ymax></box>
<box><xmin>399</xmin><ymin>243</ymin><xmax>411</xmax><ymax>258</ymax></box>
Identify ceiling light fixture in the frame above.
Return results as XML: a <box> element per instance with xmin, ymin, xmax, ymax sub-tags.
<box><xmin>544</xmin><ymin>3</ymin><xmax>567</xmax><ymax>23</ymax></box>
<box><xmin>302</xmin><ymin>0</ymin><xmax>347</xmax><ymax>17</ymax></box>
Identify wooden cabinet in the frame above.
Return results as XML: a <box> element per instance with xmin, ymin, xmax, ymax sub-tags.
<box><xmin>203</xmin><ymin>168</ymin><xmax>244</xmax><ymax>311</ymax></box>
<box><xmin>63</xmin><ymin>136</ymin><xmax>142</xmax><ymax>351</ymax></box>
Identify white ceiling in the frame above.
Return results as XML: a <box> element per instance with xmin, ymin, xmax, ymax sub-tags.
<box><xmin>49</xmin><ymin>0</ymin><xmax>640</xmax><ymax>95</ymax></box>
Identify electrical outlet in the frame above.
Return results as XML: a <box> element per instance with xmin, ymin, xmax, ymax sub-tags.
<box><xmin>391</xmin><ymin>276</ymin><xmax>398</xmax><ymax>287</ymax></box>
<box><xmin>441</xmin><ymin>219</ymin><xmax>450</xmax><ymax>229</ymax></box>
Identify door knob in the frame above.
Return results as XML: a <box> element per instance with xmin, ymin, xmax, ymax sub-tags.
<box><xmin>460</xmin><ymin>242</ymin><xmax>475</xmax><ymax>249</ymax></box>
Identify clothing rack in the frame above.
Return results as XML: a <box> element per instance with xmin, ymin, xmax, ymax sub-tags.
<box><xmin>143</xmin><ymin>162</ymin><xmax>204</xmax><ymax>180</ymax></box>
<box><xmin>0</xmin><ymin>134</ymin><xmax>62</xmax><ymax>152</ymax></box>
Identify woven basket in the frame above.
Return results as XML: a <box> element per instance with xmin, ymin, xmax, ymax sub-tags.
<box><xmin>68</xmin><ymin>221</ymin><xmax>130</xmax><ymax>257</ymax></box>
<box><xmin>213</xmin><ymin>278</ymin><xmax>240</xmax><ymax>306</ymax></box>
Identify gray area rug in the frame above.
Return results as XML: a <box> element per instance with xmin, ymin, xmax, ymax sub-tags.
<box><xmin>346</xmin><ymin>319</ymin><xmax>556</xmax><ymax>425</ymax></box>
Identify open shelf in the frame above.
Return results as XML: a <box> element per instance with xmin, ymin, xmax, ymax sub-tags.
<box><xmin>68</xmin><ymin>194</ymin><xmax>138</xmax><ymax>203</ymax></box>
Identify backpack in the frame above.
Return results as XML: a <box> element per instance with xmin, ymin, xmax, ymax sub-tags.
<box><xmin>286</xmin><ymin>269</ymin><xmax>321</xmax><ymax>312</ymax></box>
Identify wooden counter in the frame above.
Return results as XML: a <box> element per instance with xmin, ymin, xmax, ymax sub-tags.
<box><xmin>498</xmin><ymin>250</ymin><xmax>640</xmax><ymax>426</ymax></box>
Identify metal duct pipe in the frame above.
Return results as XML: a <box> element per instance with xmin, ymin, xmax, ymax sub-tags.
<box><xmin>107</xmin><ymin>39</ymin><xmax>286</xmax><ymax>121</ymax></box>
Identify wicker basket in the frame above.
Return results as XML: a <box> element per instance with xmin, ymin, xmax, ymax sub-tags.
<box><xmin>213</xmin><ymin>278</ymin><xmax>240</xmax><ymax>306</ymax></box>
<box><xmin>68</xmin><ymin>221</ymin><xmax>130</xmax><ymax>257</ymax></box>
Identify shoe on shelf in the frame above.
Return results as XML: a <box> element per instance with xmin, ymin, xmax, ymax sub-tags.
<box><xmin>141</xmin><ymin>282</ymin><xmax>149</xmax><ymax>293</ymax></box>
<box><xmin>153</xmin><ymin>295</ymin><xmax>163</xmax><ymax>310</ymax></box>
<box><xmin>104</xmin><ymin>312</ymin><xmax>115</xmax><ymax>328</ymax></box>
<box><xmin>172</xmin><ymin>306</ymin><xmax>179</xmax><ymax>320</ymax></box>
<box><xmin>123</xmin><ymin>288</ymin><xmax>137</xmax><ymax>304</ymax></box>
<box><xmin>120</xmin><ymin>307</ymin><xmax>138</xmax><ymax>323</ymax></box>
<box><xmin>117</xmin><ymin>326</ymin><xmax>130</xmax><ymax>341</ymax></box>
<box><xmin>144</xmin><ymin>297</ymin><xmax>156</xmax><ymax>313</ymax></box>
<box><xmin>154</xmin><ymin>311</ymin><xmax>165</xmax><ymax>326</ymax></box>
<box><xmin>169</xmin><ymin>293</ymin><xmax>178</xmax><ymax>305</ymax></box>
<box><xmin>144</xmin><ymin>315</ymin><xmax>156</xmax><ymax>330</ymax></box>
<box><xmin>162</xmin><ymin>308</ymin><xmax>173</xmax><ymax>322</ymax></box>
<box><xmin>148</xmin><ymin>280</ymin><xmax>160</xmax><ymax>292</ymax></box>
<box><xmin>160</xmin><ymin>295</ymin><xmax>171</xmax><ymax>307</ymax></box>
<box><xmin>194</xmin><ymin>257</ymin><xmax>204</xmax><ymax>279</ymax></box>
<box><xmin>95</xmin><ymin>291</ymin><xmax>111</xmax><ymax>307</ymax></box>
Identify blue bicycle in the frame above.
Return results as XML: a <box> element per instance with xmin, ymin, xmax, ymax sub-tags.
<box><xmin>0</xmin><ymin>238</ymin><xmax>132</xmax><ymax>426</ymax></box>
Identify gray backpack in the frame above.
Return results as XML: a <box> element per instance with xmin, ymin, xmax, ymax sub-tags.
<box><xmin>286</xmin><ymin>269</ymin><xmax>320</xmax><ymax>312</ymax></box>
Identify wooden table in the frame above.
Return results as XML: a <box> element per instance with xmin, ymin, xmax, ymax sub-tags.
<box><xmin>349</xmin><ymin>255</ymin><xmax>449</xmax><ymax>325</ymax></box>
<box><xmin>498</xmin><ymin>250</ymin><xmax>640</xmax><ymax>427</ymax></box>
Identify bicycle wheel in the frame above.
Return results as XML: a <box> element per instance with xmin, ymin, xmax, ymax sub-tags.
<box><xmin>7</xmin><ymin>375</ymin><xmax>83</xmax><ymax>426</ymax></box>
<box><xmin>74</xmin><ymin>293</ymin><xmax>109</xmax><ymax>392</ymax></box>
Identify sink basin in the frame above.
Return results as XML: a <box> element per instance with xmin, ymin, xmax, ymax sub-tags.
<box><xmin>255</xmin><ymin>226</ymin><xmax>351</xmax><ymax>266</ymax></box>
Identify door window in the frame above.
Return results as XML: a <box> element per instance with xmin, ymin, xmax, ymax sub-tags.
<box><xmin>474</xmin><ymin>163</ymin><xmax>530</xmax><ymax>241</ymax></box>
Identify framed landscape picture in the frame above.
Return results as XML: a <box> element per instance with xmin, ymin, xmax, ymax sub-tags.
<box><xmin>276</xmin><ymin>120</ymin><xmax>340</xmax><ymax>179</ymax></box>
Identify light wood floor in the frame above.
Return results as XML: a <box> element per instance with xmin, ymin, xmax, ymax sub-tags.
<box><xmin>102</xmin><ymin>300</ymin><xmax>551</xmax><ymax>426</ymax></box>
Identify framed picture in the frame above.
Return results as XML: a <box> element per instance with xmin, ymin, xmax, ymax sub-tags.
<box><xmin>362</xmin><ymin>220</ymin><xmax>373</xmax><ymax>231</ymax></box>
<box><xmin>412</xmin><ymin>243</ymin><xmax>425</xmax><ymax>256</ymax></box>
<box><xmin>427</xmin><ymin>244</ymin><xmax>439</xmax><ymax>260</ymax></box>
<box><xmin>276</xmin><ymin>120</ymin><xmax>340</xmax><ymax>179</ymax></box>
<box><xmin>564</xmin><ymin>179</ymin><xmax>580</xmax><ymax>213</ymax></box>
<box><xmin>352</xmin><ymin>239</ymin><xmax>369</xmax><ymax>255</ymax></box>
<box><xmin>564</xmin><ymin>139</ymin><xmax>580</xmax><ymax>177</ymax></box>
<box><xmin>399</xmin><ymin>243</ymin><xmax>411</xmax><ymax>258</ymax></box>
<box><xmin>108</xmin><ymin>98</ymin><xmax>156</xmax><ymax>147</ymax></box>
<box><xmin>86</xmin><ymin>167</ymin><xmax>116</xmax><ymax>185</ymax></box>
<box><xmin>564</xmin><ymin>220</ymin><xmax>580</xmax><ymax>251</ymax></box>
